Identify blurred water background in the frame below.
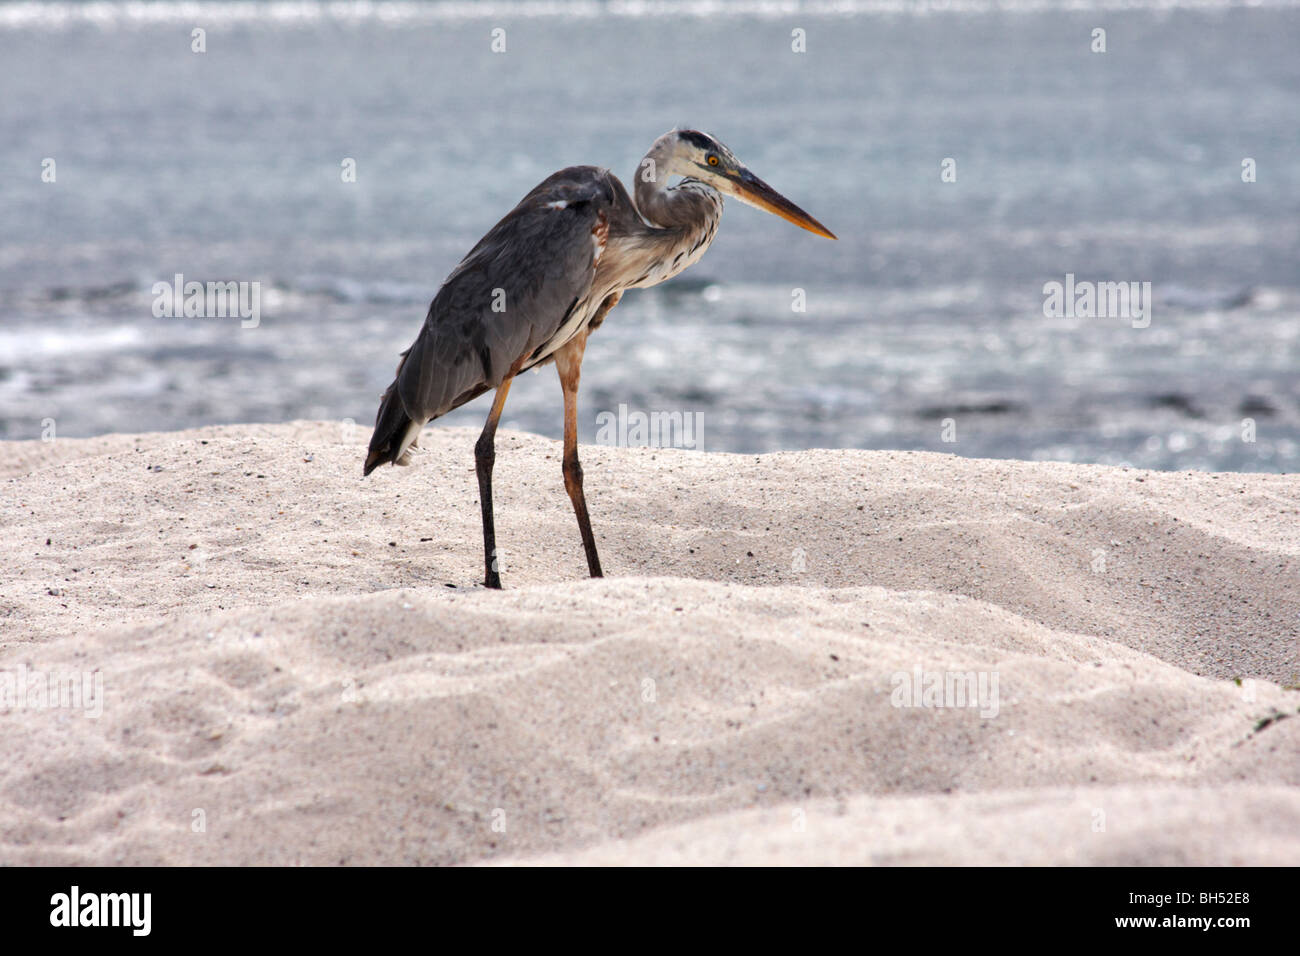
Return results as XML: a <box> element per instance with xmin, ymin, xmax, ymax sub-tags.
<box><xmin>2</xmin><ymin>0</ymin><xmax>1298</xmax><ymax>471</ymax></box>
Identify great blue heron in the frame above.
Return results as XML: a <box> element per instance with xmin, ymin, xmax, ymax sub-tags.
<box><xmin>364</xmin><ymin>129</ymin><xmax>836</xmax><ymax>588</ymax></box>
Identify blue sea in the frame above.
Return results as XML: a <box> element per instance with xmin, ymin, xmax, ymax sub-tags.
<box><xmin>2</xmin><ymin>0</ymin><xmax>1298</xmax><ymax>471</ymax></box>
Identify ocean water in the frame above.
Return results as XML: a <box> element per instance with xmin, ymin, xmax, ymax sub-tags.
<box><xmin>1</xmin><ymin>0</ymin><xmax>1298</xmax><ymax>471</ymax></box>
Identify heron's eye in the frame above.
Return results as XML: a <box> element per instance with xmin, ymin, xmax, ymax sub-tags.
<box><xmin>707</xmin><ymin>154</ymin><xmax>719</xmax><ymax>166</ymax></box>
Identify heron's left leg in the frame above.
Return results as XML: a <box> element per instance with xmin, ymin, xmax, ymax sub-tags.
<box><xmin>475</xmin><ymin>356</ymin><xmax>526</xmax><ymax>589</ymax></box>
<box><xmin>553</xmin><ymin>332</ymin><xmax>603</xmax><ymax>578</ymax></box>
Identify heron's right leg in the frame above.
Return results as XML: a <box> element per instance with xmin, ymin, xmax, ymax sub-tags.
<box><xmin>475</xmin><ymin>360</ymin><xmax>523</xmax><ymax>589</ymax></box>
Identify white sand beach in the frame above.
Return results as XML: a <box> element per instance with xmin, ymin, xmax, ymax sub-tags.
<box><xmin>1</xmin><ymin>422</ymin><xmax>1297</xmax><ymax>865</ymax></box>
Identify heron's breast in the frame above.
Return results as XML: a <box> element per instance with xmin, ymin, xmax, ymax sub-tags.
<box><xmin>520</xmin><ymin>289</ymin><xmax>606</xmax><ymax>371</ymax></box>
<box><xmin>626</xmin><ymin>221</ymin><xmax>720</xmax><ymax>290</ymax></box>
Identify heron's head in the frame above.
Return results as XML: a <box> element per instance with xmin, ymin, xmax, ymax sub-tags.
<box><xmin>652</xmin><ymin>129</ymin><xmax>837</xmax><ymax>240</ymax></box>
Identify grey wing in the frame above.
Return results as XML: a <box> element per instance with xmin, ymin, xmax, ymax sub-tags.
<box><xmin>395</xmin><ymin>166</ymin><xmax>615</xmax><ymax>423</ymax></box>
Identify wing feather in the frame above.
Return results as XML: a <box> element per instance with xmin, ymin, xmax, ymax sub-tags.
<box><xmin>394</xmin><ymin>167</ymin><xmax>616</xmax><ymax>424</ymax></box>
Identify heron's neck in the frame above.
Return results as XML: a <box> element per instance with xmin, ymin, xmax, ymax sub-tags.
<box><xmin>627</xmin><ymin>172</ymin><xmax>723</xmax><ymax>286</ymax></box>
<box><xmin>634</xmin><ymin>171</ymin><xmax>722</xmax><ymax>234</ymax></box>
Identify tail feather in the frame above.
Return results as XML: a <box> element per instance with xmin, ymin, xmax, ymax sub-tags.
<box><xmin>363</xmin><ymin>322</ymin><xmax>497</xmax><ymax>475</ymax></box>
<box><xmin>363</xmin><ymin>379</ymin><xmax>422</xmax><ymax>476</ymax></box>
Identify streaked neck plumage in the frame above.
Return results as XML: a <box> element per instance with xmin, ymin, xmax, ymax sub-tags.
<box><xmin>620</xmin><ymin>145</ymin><xmax>724</xmax><ymax>289</ymax></box>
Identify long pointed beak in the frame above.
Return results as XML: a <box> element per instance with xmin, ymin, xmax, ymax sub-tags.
<box><xmin>728</xmin><ymin>168</ymin><xmax>837</xmax><ymax>240</ymax></box>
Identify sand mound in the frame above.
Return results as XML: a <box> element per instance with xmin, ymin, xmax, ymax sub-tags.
<box><xmin>1</xmin><ymin>423</ymin><xmax>1296</xmax><ymax>864</ymax></box>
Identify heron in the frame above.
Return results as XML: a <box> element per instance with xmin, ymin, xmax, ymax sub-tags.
<box><xmin>363</xmin><ymin>129</ymin><xmax>836</xmax><ymax>588</ymax></box>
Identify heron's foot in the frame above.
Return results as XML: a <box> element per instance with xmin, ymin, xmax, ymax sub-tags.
<box><xmin>484</xmin><ymin>570</ymin><xmax>502</xmax><ymax>589</ymax></box>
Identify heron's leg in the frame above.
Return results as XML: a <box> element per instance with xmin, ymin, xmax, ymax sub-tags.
<box><xmin>554</xmin><ymin>332</ymin><xmax>603</xmax><ymax>578</ymax></box>
<box><xmin>475</xmin><ymin>359</ymin><xmax>524</xmax><ymax>589</ymax></box>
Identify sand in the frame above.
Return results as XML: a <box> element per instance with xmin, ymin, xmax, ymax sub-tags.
<box><xmin>1</xmin><ymin>421</ymin><xmax>1297</xmax><ymax>865</ymax></box>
